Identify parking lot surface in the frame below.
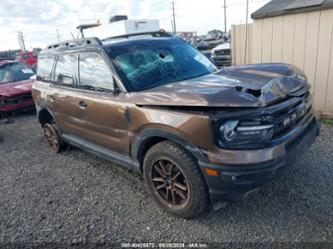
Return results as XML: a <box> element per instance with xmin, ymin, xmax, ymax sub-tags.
<box><xmin>0</xmin><ymin>114</ymin><xmax>332</xmax><ymax>246</ymax></box>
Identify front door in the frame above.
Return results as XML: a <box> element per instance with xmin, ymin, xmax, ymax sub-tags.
<box><xmin>73</xmin><ymin>51</ymin><xmax>130</xmax><ymax>156</ymax></box>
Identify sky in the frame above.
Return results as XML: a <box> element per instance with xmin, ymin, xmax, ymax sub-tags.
<box><xmin>0</xmin><ymin>0</ymin><xmax>269</xmax><ymax>51</ymax></box>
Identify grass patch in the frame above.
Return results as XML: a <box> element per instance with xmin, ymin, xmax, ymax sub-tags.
<box><xmin>321</xmin><ymin>119</ymin><xmax>333</xmax><ymax>125</ymax></box>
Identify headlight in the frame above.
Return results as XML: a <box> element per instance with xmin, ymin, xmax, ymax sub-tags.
<box><xmin>219</xmin><ymin>120</ymin><xmax>238</xmax><ymax>142</ymax></box>
<box><xmin>218</xmin><ymin>120</ymin><xmax>274</xmax><ymax>149</ymax></box>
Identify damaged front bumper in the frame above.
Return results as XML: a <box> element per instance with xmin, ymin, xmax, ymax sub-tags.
<box><xmin>199</xmin><ymin>117</ymin><xmax>320</xmax><ymax>208</ymax></box>
<box><xmin>0</xmin><ymin>94</ymin><xmax>34</xmax><ymax>112</ymax></box>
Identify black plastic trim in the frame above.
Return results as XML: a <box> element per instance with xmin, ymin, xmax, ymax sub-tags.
<box><xmin>63</xmin><ymin>134</ymin><xmax>139</xmax><ymax>170</ymax></box>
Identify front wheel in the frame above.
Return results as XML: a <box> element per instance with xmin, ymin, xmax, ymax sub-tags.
<box><xmin>143</xmin><ymin>141</ymin><xmax>208</xmax><ymax>218</ymax></box>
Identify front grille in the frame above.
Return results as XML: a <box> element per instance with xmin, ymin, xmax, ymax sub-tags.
<box><xmin>214</xmin><ymin>49</ymin><xmax>230</xmax><ymax>56</ymax></box>
<box><xmin>268</xmin><ymin>92</ymin><xmax>312</xmax><ymax>140</ymax></box>
<box><xmin>214</xmin><ymin>57</ymin><xmax>230</xmax><ymax>62</ymax></box>
<box><xmin>2</xmin><ymin>94</ymin><xmax>32</xmax><ymax>106</ymax></box>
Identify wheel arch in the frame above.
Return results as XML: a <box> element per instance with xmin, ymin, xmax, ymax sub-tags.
<box><xmin>131</xmin><ymin>128</ymin><xmax>209</xmax><ymax>172</ymax></box>
<box><xmin>36</xmin><ymin>105</ymin><xmax>57</xmax><ymax>127</ymax></box>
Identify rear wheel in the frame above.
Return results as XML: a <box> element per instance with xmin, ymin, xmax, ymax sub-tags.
<box><xmin>43</xmin><ymin>123</ymin><xmax>64</xmax><ymax>153</ymax></box>
<box><xmin>143</xmin><ymin>141</ymin><xmax>208</xmax><ymax>218</ymax></box>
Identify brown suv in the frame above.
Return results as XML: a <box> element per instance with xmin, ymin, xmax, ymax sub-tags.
<box><xmin>32</xmin><ymin>31</ymin><xmax>320</xmax><ymax>218</ymax></box>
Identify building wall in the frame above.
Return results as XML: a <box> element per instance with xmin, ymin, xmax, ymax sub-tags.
<box><xmin>231</xmin><ymin>9</ymin><xmax>333</xmax><ymax>117</ymax></box>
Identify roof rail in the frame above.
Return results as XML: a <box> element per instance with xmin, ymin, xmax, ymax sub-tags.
<box><xmin>45</xmin><ymin>37</ymin><xmax>102</xmax><ymax>50</ymax></box>
<box><xmin>101</xmin><ymin>30</ymin><xmax>172</xmax><ymax>42</ymax></box>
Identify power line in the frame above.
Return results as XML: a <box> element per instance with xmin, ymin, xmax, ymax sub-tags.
<box><xmin>179</xmin><ymin>0</ymin><xmax>268</xmax><ymax>17</ymax></box>
<box><xmin>244</xmin><ymin>0</ymin><xmax>249</xmax><ymax>64</ymax></box>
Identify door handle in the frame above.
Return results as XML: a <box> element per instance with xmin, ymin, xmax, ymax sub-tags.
<box><xmin>47</xmin><ymin>94</ymin><xmax>55</xmax><ymax>102</ymax></box>
<box><xmin>77</xmin><ymin>101</ymin><xmax>88</xmax><ymax>109</ymax></box>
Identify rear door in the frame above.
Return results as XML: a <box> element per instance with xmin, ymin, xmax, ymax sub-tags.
<box><xmin>49</xmin><ymin>53</ymin><xmax>83</xmax><ymax>136</ymax></box>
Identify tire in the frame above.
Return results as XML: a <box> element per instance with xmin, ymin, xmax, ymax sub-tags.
<box><xmin>143</xmin><ymin>141</ymin><xmax>209</xmax><ymax>218</ymax></box>
<box><xmin>42</xmin><ymin>122</ymin><xmax>66</xmax><ymax>153</ymax></box>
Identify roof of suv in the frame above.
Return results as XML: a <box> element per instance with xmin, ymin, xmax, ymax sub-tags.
<box><xmin>39</xmin><ymin>30</ymin><xmax>173</xmax><ymax>56</ymax></box>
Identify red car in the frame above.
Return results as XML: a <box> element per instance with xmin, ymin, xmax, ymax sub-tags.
<box><xmin>0</xmin><ymin>61</ymin><xmax>35</xmax><ymax>113</ymax></box>
<box><xmin>16</xmin><ymin>51</ymin><xmax>37</xmax><ymax>67</ymax></box>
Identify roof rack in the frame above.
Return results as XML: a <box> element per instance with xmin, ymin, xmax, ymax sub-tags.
<box><xmin>41</xmin><ymin>30</ymin><xmax>172</xmax><ymax>55</ymax></box>
<box><xmin>101</xmin><ymin>30</ymin><xmax>172</xmax><ymax>42</ymax></box>
<box><xmin>45</xmin><ymin>37</ymin><xmax>102</xmax><ymax>50</ymax></box>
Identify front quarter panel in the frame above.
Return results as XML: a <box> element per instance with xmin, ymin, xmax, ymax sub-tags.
<box><xmin>129</xmin><ymin>106</ymin><xmax>215</xmax><ymax>162</ymax></box>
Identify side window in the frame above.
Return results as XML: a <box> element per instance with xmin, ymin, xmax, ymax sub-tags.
<box><xmin>37</xmin><ymin>57</ymin><xmax>54</xmax><ymax>81</ymax></box>
<box><xmin>79</xmin><ymin>52</ymin><xmax>114</xmax><ymax>92</ymax></box>
<box><xmin>54</xmin><ymin>54</ymin><xmax>77</xmax><ymax>86</ymax></box>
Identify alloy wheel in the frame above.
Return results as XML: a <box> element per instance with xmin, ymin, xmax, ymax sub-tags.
<box><xmin>43</xmin><ymin>123</ymin><xmax>60</xmax><ymax>153</ymax></box>
<box><xmin>150</xmin><ymin>159</ymin><xmax>190</xmax><ymax>209</ymax></box>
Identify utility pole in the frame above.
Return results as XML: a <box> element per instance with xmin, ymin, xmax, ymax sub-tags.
<box><xmin>244</xmin><ymin>0</ymin><xmax>249</xmax><ymax>64</ymax></box>
<box><xmin>172</xmin><ymin>1</ymin><xmax>176</xmax><ymax>35</ymax></box>
<box><xmin>56</xmin><ymin>29</ymin><xmax>60</xmax><ymax>42</ymax></box>
<box><xmin>17</xmin><ymin>31</ymin><xmax>26</xmax><ymax>51</ymax></box>
<box><xmin>223</xmin><ymin>0</ymin><xmax>227</xmax><ymax>34</ymax></box>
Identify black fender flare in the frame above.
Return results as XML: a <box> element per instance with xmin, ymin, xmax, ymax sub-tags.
<box><xmin>131</xmin><ymin>128</ymin><xmax>209</xmax><ymax>166</ymax></box>
<box><xmin>36</xmin><ymin>104</ymin><xmax>56</xmax><ymax>123</ymax></box>
<box><xmin>36</xmin><ymin>104</ymin><xmax>62</xmax><ymax>132</ymax></box>
<box><xmin>36</xmin><ymin>104</ymin><xmax>66</xmax><ymax>144</ymax></box>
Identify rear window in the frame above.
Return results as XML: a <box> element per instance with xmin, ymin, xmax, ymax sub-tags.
<box><xmin>37</xmin><ymin>57</ymin><xmax>54</xmax><ymax>81</ymax></box>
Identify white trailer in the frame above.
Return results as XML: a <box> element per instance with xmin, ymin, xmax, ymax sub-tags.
<box><xmin>83</xmin><ymin>19</ymin><xmax>160</xmax><ymax>39</ymax></box>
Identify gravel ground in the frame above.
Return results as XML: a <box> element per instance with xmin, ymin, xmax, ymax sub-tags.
<box><xmin>0</xmin><ymin>113</ymin><xmax>332</xmax><ymax>247</ymax></box>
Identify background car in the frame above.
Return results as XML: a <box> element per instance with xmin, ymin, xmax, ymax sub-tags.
<box><xmin>0</xmin><ymin>61</ymin><xmax>35</xmax><ymax>114</ymax></box>
<box><xmin>16</xmin><ymin>51</ymin><xmax>37</xmax><ymax>69</ymax></box>
<box><xmin>211</xmin><ymin>42</ymin><xmax>231</xmax><ymax>67</ymax></box>
<box><xmin>0</xmin><ymin>51</ymin><xmax>16</xmax><ymax>61</ymax></box>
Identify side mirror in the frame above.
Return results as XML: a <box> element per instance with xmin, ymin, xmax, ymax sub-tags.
<box><xmin>30</xmin><ymin>75</ymin><xmax>37</xmax><ymax>80</ymax></box>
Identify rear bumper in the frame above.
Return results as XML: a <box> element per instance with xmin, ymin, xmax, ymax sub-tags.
<box><xmin>199</xmin><ymin>118</ymin><xmax>320</xmax><ymax>206</ymax></box>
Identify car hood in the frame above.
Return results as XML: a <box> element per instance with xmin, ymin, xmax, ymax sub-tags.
<box><xmin>212</xmin><ymin>43</ymin><xmax>230</xmax><ymax>51</ymax></box>
<box><xmin>0</xmin><ymin>79</ymin><xmax>34</xmax><ymax>97</ymax></box>
<box><xmin>131</xmin><ymin>63</ymin><xmax>309</xmax><ymax>108</ymax></box>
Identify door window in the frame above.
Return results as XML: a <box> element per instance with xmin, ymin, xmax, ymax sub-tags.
<box><xmin>79</xmin><ymin>52</ymin><xmax>114</xmax><ymax>92</ymax></box>
<box><xmin>54</xmin><ymin>54</ymin><xmax>77</xmax><ymax>86</ymax></box>
<box><xmin>37</xmin><ymin>56</ymin><xmax>54</xmax><ymax>81</ymax></box>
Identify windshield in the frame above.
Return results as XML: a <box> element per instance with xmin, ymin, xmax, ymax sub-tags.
<box><xmin>0</xmin><ymin>62</ymin><xmax>34</xmax><ymax>84</ymax></box>
<box><xmin>106</xmin><ymin>38</ymin><xmax>217</xmax><ymax>91</ymax></box>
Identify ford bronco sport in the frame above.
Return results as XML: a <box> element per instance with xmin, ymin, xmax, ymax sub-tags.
<box><xmin>32</xmin><ymin>31</ymin><xmax>320</xmax><ymax>218</ymax></box>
